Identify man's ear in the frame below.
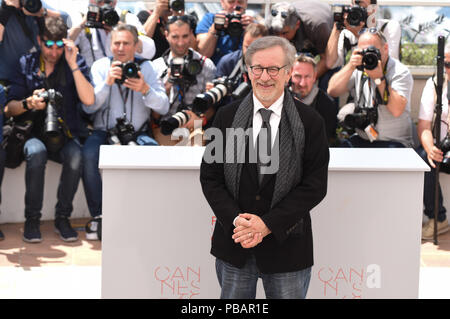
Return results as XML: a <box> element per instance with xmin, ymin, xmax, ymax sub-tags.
<box><xmin>295</xmin><ymin>20</ymin><xmax>301</xmax><ymax>32</ymax></box>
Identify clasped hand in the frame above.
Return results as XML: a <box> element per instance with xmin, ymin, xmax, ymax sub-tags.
<box><xmin>232</xmin><ymin>213</ymin><xmax>271</xmax><ymax>249</ymax></box>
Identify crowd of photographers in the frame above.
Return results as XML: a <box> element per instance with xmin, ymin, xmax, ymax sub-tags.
<box><xmin>0</xmin><ymin>0</ymin><xmax>448</xmax><ymax>242</ymax></box>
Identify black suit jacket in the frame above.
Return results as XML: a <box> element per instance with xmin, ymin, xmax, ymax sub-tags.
<box><xmin>200</xmin><ymin>96</ymin><xmax>329</xmax><ymax>274</ymax></box>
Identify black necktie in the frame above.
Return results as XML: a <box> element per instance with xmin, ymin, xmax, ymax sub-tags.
<box><xmin>257</xmin><ymin>108</ymin><xmax>273</xmax><ymax>184</ymax></box>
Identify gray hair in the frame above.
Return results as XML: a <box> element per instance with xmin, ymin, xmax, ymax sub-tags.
<box><xmin>265</xmin><ymin>2</ymin><xmax>299</xmax><ymax>33</ymax></box>
<box><xmin>244</xmin><ymin>36</ymin><xmax>296</xmax><ymax>68</ymax></box>
<box><xmin>111</xmin><ymin>24</ymin><xmax>139</xmax><ymax>44</ymax></box>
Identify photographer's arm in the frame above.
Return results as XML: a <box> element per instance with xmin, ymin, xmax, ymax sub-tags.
<box><xmin>196</xmin><ymin>25</ymin><xmax>218</xmax><ymax>58</ymax></box>
<box><xmin>64</xmin><ymin>40</ymin><xmax>94</xmax><ymax>106</ymax></box>
<box><xmin>367</xmin><ymin>61</ymin><xmax>408</xmax><ymax>117</ymax></box>
<box><xmin>325</xmin><ymin>24</ymin><xmax>341</xmax><ymax>69</ymax></box>
<box><xmin>384</xmin><ymin>85</ymin><xmax>407</xmax><ymax>117</ymax></box>
<box><xmin>5</xmin><ymin>89</ymin><xmax>46</xmax><ymax>117</ymax></box>
<box><xmin>328</xmin><ymin>49</ymin><xmax>361</xmax><ymax>97</ymax></box>
<box><xmin>68</xmin><ymin>16</ymin><xmax>86</xmax><ymax>42</ymax></box>
<box><xmin>144</xmin><ymin>0</ymin><xmax>168</xmax><ymax>37</ymax></box>
<box><xmin>418</xmin><ymin>119</ymin><xmax>442</xmax><ymax>168</ymax></box>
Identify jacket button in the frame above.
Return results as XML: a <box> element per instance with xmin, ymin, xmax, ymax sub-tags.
<box><xmin>255</xmin><ymin>195</ymin><xmax>261</xmax><ymax>201</ymax></box>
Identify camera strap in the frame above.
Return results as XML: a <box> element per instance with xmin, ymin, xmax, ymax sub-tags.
<box><xmin>95</xmin><ymin>29</ymin><xmax>107</xmax><ymax>58</ymax></box>
<box><xmin>117</xmin><ymin>84</ymin><xmax>133</xmax><ymax>120</ymax></box>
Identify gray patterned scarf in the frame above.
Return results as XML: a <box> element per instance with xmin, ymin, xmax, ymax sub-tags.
<box><xmin>223</xmin><ymin>90</ymin><xmax>305</xmax><ymax>208</ymax></box>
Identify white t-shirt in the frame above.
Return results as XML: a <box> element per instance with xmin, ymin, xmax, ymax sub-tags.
<box><xmin>419</xmin><ymin>77</ymin><xmax>450</xmax><ymax>142</ymax></box>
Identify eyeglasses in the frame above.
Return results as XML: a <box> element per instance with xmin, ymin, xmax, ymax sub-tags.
<box><xmin>249</xmin><ymin>65</ymin><xmax>287</xmax><ymax>77</ymax></box>
<box><xmin>42</xmin><ymin>39</ymin><xmax>64</xmax><ymax>49</ymax></box>
<box><xmin>445</xmin><ymin>61</ymin><xmax>450</xmax><ymax>69</ymax></box>
<box><xmin>271</xmin><ymin>9</ymin><xmax>288</xmax><ymax>19</ymax></box>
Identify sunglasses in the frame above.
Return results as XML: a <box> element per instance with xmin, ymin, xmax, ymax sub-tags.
<box><xmin>361</xmin><ymin>27</ymin><xmax>387</xmax><ymax>43</ymax></box>
<box><xmin>168</xmin><ymin>15</ymin><xmax>190</xmax><ymax>24</ymax></box>
<box><xmin>42</xmin><ymin>39</ymin><xmax>64</xmax><ymax>49</ymax></box>
<box><xmin>445</xmin><ymin>61</ymin><xmax>450</xmax><ymax>69</ymax></box>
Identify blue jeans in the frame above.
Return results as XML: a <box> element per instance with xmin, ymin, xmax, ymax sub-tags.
<box><xmin>340</xmin><ymin>134</ymin><xmax>406</xmax><ymax>148</ymax></box>
<box><xmin>416</xmin><ymin>146</ymin><xmax>447</xmax><ymax>222</ymax></box>
<box><xmin>23</xmin><ymin>137</ymin><xmax>82</xmax><ymax>220</ymax></box>
<box><xmin>82</xmin><ymin>130</ymin><xmax>158</xmax><ymax>218</ymax></box>
<box><xmin>216</xmin><ymin>256</ymin><xmax>311</xmax><ymax>299</ymax></box>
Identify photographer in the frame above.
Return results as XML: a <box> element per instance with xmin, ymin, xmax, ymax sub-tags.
<box><xmin>138</xmin><ymin>0</ymin><xmax>197</xmax><ymax>60</ymax></box>
<box><xmin>209</xmin><ymin>22</ymin><xmax>267</xmax><ymax>108</ymax></box>
<box><xmin>152</xmin><ymin>15</ymin><xmax>215</xmax><ymax>146</ymax></box>
<box><xmin>0</xmin><ymin>0</ymin><xmax>70</xmax><ymax>82</ymax></box>
<box><xmin>290</xmin><ymin>54</ymin><xmax>338</xmax><ymax>145</ymax></box>
<box><xmin>68</xmin><ymin>0</ymin><xmax>155</xmax><ymax>67</ymax></box>
<box><xmin>81</xmin><ymin>24</ymin><xmax>168</xmax><ymax>240</ymax></box>
<box><xmin>265</xmin><ymin>1</ymin><xmax>333</xmax><ymax>79</ymax></box>
<box><xmin>328</xmin><ymin>28</ymin><xmax>413</xmax><ymax>148</ymax></box>
<box><xmin>326</xmin><ymin>0</ymin><xmax>401</xmax><ymax>70</ymax></box>
<box><xmin>4</xmin><ymin>16</ymin><xmax>94</xmax><ymax>243</ymax></box>
<box><xmin>416</xmin><ymin>42</ymin><xmax>450</xmax><ymax>240</ymax></box>
<box><xmin>195</xmin><ymin>0</ymin><xmax>255</xmax><ymax>64</ymax></box>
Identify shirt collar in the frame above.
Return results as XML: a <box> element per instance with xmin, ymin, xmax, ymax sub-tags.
<box><xmin>253</xmin><ymin>92</ymin><xmax>284</xmax><ymax>118</ymax></box>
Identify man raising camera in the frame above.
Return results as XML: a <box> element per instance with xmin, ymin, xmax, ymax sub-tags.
<box><xmin>5</xmin><ymin>16</ymin><xmax>94</xmax><ymax>243</ymax></box>
<box><xmin>327</xmin><ymin>28</ymin><xmax>413</xmax><ymax>148</ymax></box>
<box><xmin>82</xmin><ymin>24</ymin><xmax>168</xmax><ymax>240</ymax></box>
<box><xmin>152</xmin><ymin>15</ymin><xmax>216</xmax><ymax>146</ymax></box>
<box><xmin>326</xmin><ymin>0</ymin><xmax>401</xmax><ymax>71</ymax></box>
<box><xmin>68</xmin><ymin>0</ymin><xmax>155</xmax><ymax>67</ymax></box>
<box><xmin>196</xmin><ymin>0</ymin><xmax>254</xmax><ymax>64</ymax></box>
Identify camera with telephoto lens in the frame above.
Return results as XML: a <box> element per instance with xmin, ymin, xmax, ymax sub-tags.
<box><xmin>38</xmin><ymin>89</ymin><xmax>63</xmax><ymax>137</ymax></box>
<box><xmin>331</xmin><ymin>4</ymin><xmax>368</xmax><ymax>31</ymax></box>
<box><xmin>38</xmin><ymin>89</ymin><xmax>65</xmax><ymax>152</ymax></box>
<box><xmin>344</xmin><ymin>106</ymin><xmax>378</xmax><ymax>131</ymax></box>
<box><xmin>357</xmin><ymin>46</ymin><xmax>381</xmax><ymax>71</ymax></box>
<box><xmin>214</xmin><ymin>6</ymin><xmax>243</xmax><ymax>38</ymax></box>
<box><xmin>107</xmin><ymin>116</ymin><xmax>137</xmax><ymax>145</ymax></box>
<box><xmin>115</xmin><ymin>61</ymin><xmax>140</xmax><ymax>85</ymax></box>
<box><xmin>169</xmin><ymin>0</ymin><xmax>184</xmax><ymax>12</ymax></box>
<box><xmin>169</xmin><ymin>55</ymin><xmax>203</xmax><ymax>86</ymax></box>
<box><xmin>192</xmin><ymin>77</ymin><xmax>250</xmax><ymax>114</ymax></box>
<box><xmin>160</xmin><ymin>110</ymin><xmax>191</xmax><ymax>136</ymax></box>
<box><xmin>85</xmin><ymin>3</ymin><xmax>120</xmax><ymax>29</ymax></box>
<box><xmin>21</xmin><ymin>0</ymin><xmax>42</xmax><ymax>13</ymax></box>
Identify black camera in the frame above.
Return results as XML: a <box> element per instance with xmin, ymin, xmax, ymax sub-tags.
<box><xmin>85</xmin><ymin>4</ymin><xmax>120</xmax><ymax>29</ymax></box>
<box><xmin>38</xmin><ymin>89</ymin><xmax>63</xmax><ymax>137</ymax></box>
<box><xmin>107</xmin><ymin>116</ymin><xmax>137</xmax><ymax>145</ymax></box>
<box><xmin>115</xmin><ymin>61</ymin><xmax>140</xmax><ymax>85</ymax></box>
<box><xmin>344</xmin><ymin>106</ymin><xmax>378</xmax><ymax>131</ymax></box>
<box><xmin>357</xmin><ymin>46</ymin><xmax>381</xmax><ymax>71</ymax></box>
<box><xmin>214</xmin><ymin>6</ymin><xmax>243</xmax><ymax>38</ymax></box>
<box><xmin>440</xmin><ymin>134</ymin><xmax>450</xmax><ymax>165</ymax></box>
<box><xmin>21</xmin><ymin>0</ymin><xmax>42</xmax><ymax>14</ymax></box>
<box><xmin>160</xmin><ymin>110</ymin><xmax>190</xmax><ymax>136</ymax></box>
<box><xmin>169</xmin><ymin>54</ymin><xmax>203</xmax><ymax>86</ymax></box>
<box><xmin>331</xmin><ymin>4</ymin><xmax>368</xmax><ymax>30</ymax></box>
<box><xmin>169</xmin><ymin>0</ymin><xmax>184</xmax><ymax>12</ymax></box>
<box><xmin>38</xmin><ymin>89</ymin><xmax>65</xmax><ymax>152</ymax></box>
